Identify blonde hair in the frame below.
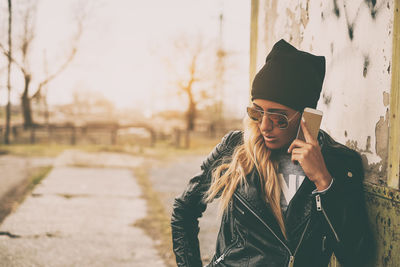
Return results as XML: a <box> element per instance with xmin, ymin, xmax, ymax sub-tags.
<box><xmin>205</xmin><ymin>117</ymin><xmax>286</xmax><ymax>239</ymax></box>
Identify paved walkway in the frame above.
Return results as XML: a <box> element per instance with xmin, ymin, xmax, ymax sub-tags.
<box><xmin>149</xmin><ymin>154</ymin><xmax>220</xmax><ymax>265</ymax></box>
<box><xmin>0</xmin><ymin>150</ymin><xmax>165</xmax><ymax>267</ymax></box>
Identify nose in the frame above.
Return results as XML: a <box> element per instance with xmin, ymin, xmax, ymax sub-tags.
<box><xmin>259</xmin><ymin>114</ymin><xmax>273</xmax><ymax>132</ymax></box>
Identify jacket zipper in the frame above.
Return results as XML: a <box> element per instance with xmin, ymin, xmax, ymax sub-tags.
<box><xmin>234</xmin><ymin>193</ymin><xmax>311</xmax><ymax>267</ymax></box>
<box><xmin>322</xmin><ymin>235</ymin><xmax>327</xmax><ymax>252</ymax></box>
<box><xmin>315</xmin><ymin>194</ymin><xmax>340</xmax><ymax>242</ymax></box>
<box><xmin>214</xmin><ymin>236</ymin><xmax>239</xmax><ymax>265</ymax></box>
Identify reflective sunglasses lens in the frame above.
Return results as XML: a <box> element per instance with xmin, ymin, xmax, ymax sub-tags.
<box><xmin>247</xmin><ymin>107</ymin><xmax>262</xmax><ymax>122</ymax></box>
<box><xmin>268</xmin><ymin>114</ymin><xmax>288</xmax><ymax>129</ymax></box>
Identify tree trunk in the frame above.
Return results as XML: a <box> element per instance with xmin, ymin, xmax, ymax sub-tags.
<box><xmin>21</xmin><ymin>75</ymin><xmax>33</xmax><ymax>128</ymax></box>
<box><xmin>4</xmin><ymin>0</ymin><xmax>12</xmax><ymax>144</ymax></box>
<box><xmin>184</xmin><ymin>130</ymin><xmax>190</xmax><ymax>149</ymax></box>
<box><xmin>186</xmin><ymin>93</ymin><xmax>196</xmax><ymax>131</ymax></box>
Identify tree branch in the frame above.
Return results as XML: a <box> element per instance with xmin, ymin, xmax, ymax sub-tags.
<box><xmin>0</xmin><ymin>42</ymin><xmax>28</xmax><ymax>76</ymax></box>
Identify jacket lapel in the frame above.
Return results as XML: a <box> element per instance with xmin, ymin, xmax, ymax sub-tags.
<box><xmin>284</xmin><ymin>176</ymin><xmax>314</xmax><ymax>242</ymax></box>
<box><xmin>236</xmin><ymin>169</ymin><xmax>287</xmax><ymax>243</ymax></box>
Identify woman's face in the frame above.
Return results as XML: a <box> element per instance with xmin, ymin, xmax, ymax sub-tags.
<box><xmin>252</xmin><ymin>99</ymin><xmax>301</xmax><ymax>150</ymax></box>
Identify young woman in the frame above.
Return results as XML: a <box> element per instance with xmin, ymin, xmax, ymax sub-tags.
<box><xmin>171</xmin><ymin>39</ymin><xmax>374</xmax><ymax>267</ymax></box>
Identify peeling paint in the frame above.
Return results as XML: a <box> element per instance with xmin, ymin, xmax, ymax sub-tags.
<box><xmin>300</xmin><ymin>0</ymin><xmax>310</xmax><ymax>28</ymax></box>
<box><xmin>344</xmin><ymin>136</ymin><xmax>372</xmax><ymax>155</ymax></box>
<box><xmin>322</xmin><ymin>91</ymin><xmax>332</xmax><ymax>106</ymax></box>
<box><xmin>260</xmin><ymin>0</ymin><xmax>279</xmax><ymax>65</ymax></box>
<box><xmin>383</xmin><ymin>92</ymin><xmax>390</xmax><ymax>107</ymax></box>
<box><xmin>285</xmin><ymin>7</ymin><xmax>302</xmax><ymax>46</ymax></box>
<box><xmin>333</xmin><ymin>0</ymin><xmax>340</xmax><ymax>18</ymax></box>
<box><xmin>362</xmin><ymin>108</ymin><xmax>390</xmax><ymax>184</ymax></box>
<box><xmin>375</xmin><ymin>109</ymin><xmax>389</xmax><ymax>168</ymax></box>
<box><xmin>363</xmin><ymin>55</ymin><xmax>370</xmax><ymax>77</ymax></box>
<box><xmin>366</xmin><ymin>135</ymin><xmax>371</xmax><ymax>152</ymax></box>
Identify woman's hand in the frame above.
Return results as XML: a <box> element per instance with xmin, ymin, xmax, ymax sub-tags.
<box><xmin>287</xmin><ymin>118</ymin><xmax>332</xmax><ymax>191</ymax></box>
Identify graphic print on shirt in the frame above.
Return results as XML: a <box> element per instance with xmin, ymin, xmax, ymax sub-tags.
<box><xmin>275</xmin><ymin>151</ymin><xmax>307</xmax><ymax>213</ymax></box>
<box><xmin>278</xmin><ymin>173</ymin><xmax>305</xmax><ymax>205</ymax></box>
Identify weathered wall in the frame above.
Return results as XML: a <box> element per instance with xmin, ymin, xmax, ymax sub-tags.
<box><xmin>251</xmin><ymin>1</ymin><xmax>400</xmax><ymax>266</ymax></box>
<box><xmin>254</xmin><ymin>0</ymin><xmax>394</xmax><ymax>185</ymax></box>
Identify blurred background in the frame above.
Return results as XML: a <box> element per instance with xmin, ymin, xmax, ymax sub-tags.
<box><xmin>0</xmin><ymin>0</ymin><xmax>250</xmax><ymax>148</ymax></box>
<box><xmin>0</xmin><ymin>1</ymin><xmax>250</xmax><ymax>266</ymax></box>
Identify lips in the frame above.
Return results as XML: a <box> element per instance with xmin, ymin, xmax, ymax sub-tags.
<box><xmin>263</xmin><ymin>135</ymin><xmax>278</xmax><ymax>142</ymax></box>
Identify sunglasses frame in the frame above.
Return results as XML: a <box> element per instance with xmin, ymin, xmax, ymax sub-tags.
<box><xmin>246</xmin><ymin>106</ymin><xmax>300</xmax><ymax>129</ymax></box>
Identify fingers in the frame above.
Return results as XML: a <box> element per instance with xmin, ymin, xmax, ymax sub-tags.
<box><xmin>290</xmin><ymin>147</ymin><xmax>309</xmax><ymax>162</ymax></box>
<box><xmin>288</xmin><ymin>138</ymin><xmax>308</xmax><ymax>153</ymax></box>
<box><xmin>290</xmin><ymin>152</ymin><xmax>303</xmax><ymax>164</ymax></box>
<box><xmin>291</xmin><ymin>147</ymin><xmax>307</xmax><ymax>154</ymax></box>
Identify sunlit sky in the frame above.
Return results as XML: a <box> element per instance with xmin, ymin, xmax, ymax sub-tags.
<box><xmin>2</xmin><ymin>0</ymin><xmax>250</xmax><ymax>116</ymax></box>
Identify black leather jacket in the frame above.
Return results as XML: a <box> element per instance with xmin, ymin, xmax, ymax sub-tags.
<box><xmin>171</xmin><ymin>130</ymin><xmax>374</xmax><ymax>267</ymax></box>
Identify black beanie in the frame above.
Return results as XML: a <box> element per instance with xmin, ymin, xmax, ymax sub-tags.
<box><xmin>251</xmin><ymin>39</ymin><xmax>326</xmax><ymax>112</ymax></box>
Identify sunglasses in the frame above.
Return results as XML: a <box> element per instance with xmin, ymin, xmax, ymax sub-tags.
<box><xmin>246</xmin><ymin>107</ymin><xmax>300</xmax><ymax>129</ymax></box>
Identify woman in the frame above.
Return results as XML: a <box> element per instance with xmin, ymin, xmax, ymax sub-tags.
<box><xmin>171</xmin><ymin>39</ymin><xmax>374</xmax><ymax>267</ymax></box>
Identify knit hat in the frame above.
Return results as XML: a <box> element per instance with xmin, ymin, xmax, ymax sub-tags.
<box><xmin>251</xmin><ymin>39</ymin><xmax>326</xmax><ymax>112</ymax></box>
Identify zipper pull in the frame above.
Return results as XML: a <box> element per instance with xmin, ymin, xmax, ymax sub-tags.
<box><xmin>315</xmin><ymin>194</ymin><xmax>322</xmax><ymax>211</ymax></box>
<box><xmin>214</xmin><ymin>254</ymin><xmax>225</xmax><ymax>265</ymax></box>
<box><xmin>288</xmin><ymin>255</ymin><xmax>295</xmax><ymax>267</ymax></box>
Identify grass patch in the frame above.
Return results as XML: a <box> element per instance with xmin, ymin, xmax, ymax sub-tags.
<box><xmin>0</xmin><ymin>143</ymin><xmax>145</xmax><ymax>158</ymax></box>
<box><xmin>132</xmin><ymin>165</ymin><xmax>175</xmax><ymax>267</ymax></box>
<box><xmin>0</xmin><ymin>133</ymin><xmax>221</xmax><ymax>159</ymax></box>
<box><xmin>0</xmin><ymin>144</ymin><xmax>71</xmax><ymax>157</ymax></box>
<box><xmin>0</xmin><ymin>166</ymin><xmax>52</xmax><ymax>224</ymax></box>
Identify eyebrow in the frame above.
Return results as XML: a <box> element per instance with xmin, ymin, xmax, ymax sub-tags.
<box><xmin>253</xmin><ymin>103</ymin><xmax>288</xmax><ymax>114</ymax></box>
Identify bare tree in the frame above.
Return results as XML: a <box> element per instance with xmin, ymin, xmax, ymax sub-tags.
<box><xmin>0</xmin><ymin>0</ymin><xmax>89</xmax><ymax>128</ymax></box>
<box><xmin>164</xmin><ymin>34</ymin><xmax>215</xmax><ymax>147</ymax></box>
<box><xmin>4</xmin><ymin>0</ymin><xmax>12</xmax><ymax>144</ymax></box>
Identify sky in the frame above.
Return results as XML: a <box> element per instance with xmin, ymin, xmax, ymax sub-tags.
<box><xmin>2</xmin><ymin>0</ymin><xmax>250</xmax><ymax>117</ymax></box>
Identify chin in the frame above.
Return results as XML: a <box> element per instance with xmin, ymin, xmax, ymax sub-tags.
<box><xmin>264</xmin><ymin>141</ymin><xmax>283</xmax><ymax>150</ymax></box>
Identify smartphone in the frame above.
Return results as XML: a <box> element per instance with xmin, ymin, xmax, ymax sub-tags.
<box><xmin>296</xmin><ymin>107</ymin><xmax>323</xmax><ymax>142</ymax></box>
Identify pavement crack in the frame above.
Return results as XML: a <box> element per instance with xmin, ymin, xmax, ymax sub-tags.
<box><xmin>54</xmin><ymin>193</ymin><xmax>136</xmax><ymax>200</ymax></box>
<box><xmin>0</xmin><ymin>231</ymin><xmax>63</xmax><ymax>239</ymax></box>
<box><xmin>0</xmin><ymin>231</ymin><xmax>21</xmax><ymax>238</ymax></box>
<box><xmin>57</xmin><ymin>193</ymin><xmax>90</xmax><ymax>199</ymax></box>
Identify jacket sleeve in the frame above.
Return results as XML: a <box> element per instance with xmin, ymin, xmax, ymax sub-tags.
<box><xmin>316</xmin><ymin>151</ymin><xmax>375</xmax><ymax>267</ymax></box>
<box><xmin>170</xmin><ymin>131</ymin><xmax>241</xmax><ymax>267</ymax></box>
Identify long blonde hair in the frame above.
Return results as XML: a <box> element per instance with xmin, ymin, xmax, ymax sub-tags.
<box><xmin>205</xmin><ymin>117</ymin><xmax>286</xmax><ymax>239</ymax></box>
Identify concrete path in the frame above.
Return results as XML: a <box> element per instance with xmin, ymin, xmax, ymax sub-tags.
<box><xmin>0</xmin><ymin>150</ymin><xmax>165</xmax><ymax>267</ymax></box>
<box><xmin>149</xmin><ymin>154</ymin><xmax>220</xmax><ymax>265</ymax></box>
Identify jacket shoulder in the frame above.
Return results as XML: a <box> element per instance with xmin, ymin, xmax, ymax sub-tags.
<box><xmin>319</xmin><ymin>129</ymin><xmax>364</xmax><ymax>178</ymax></box>
<box><xmin>201</xmin><ymin>130</ymin><xmax>243</xmax><ymax>171</ymax></box>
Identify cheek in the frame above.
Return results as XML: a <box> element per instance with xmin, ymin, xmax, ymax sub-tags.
<box><xmin>278</xmin><ymin>132</ymin><xmax>292</xmax><ymax>144</ymax></box>
<box><xmin>281</xmin><ymin>124</ymin><xmax>299</xmax><ymax>143</ymax></box>
<box><xmin>288</xmin><ymin>123</ymin><xmax>300</xmax><ymax>139</ymax></box>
